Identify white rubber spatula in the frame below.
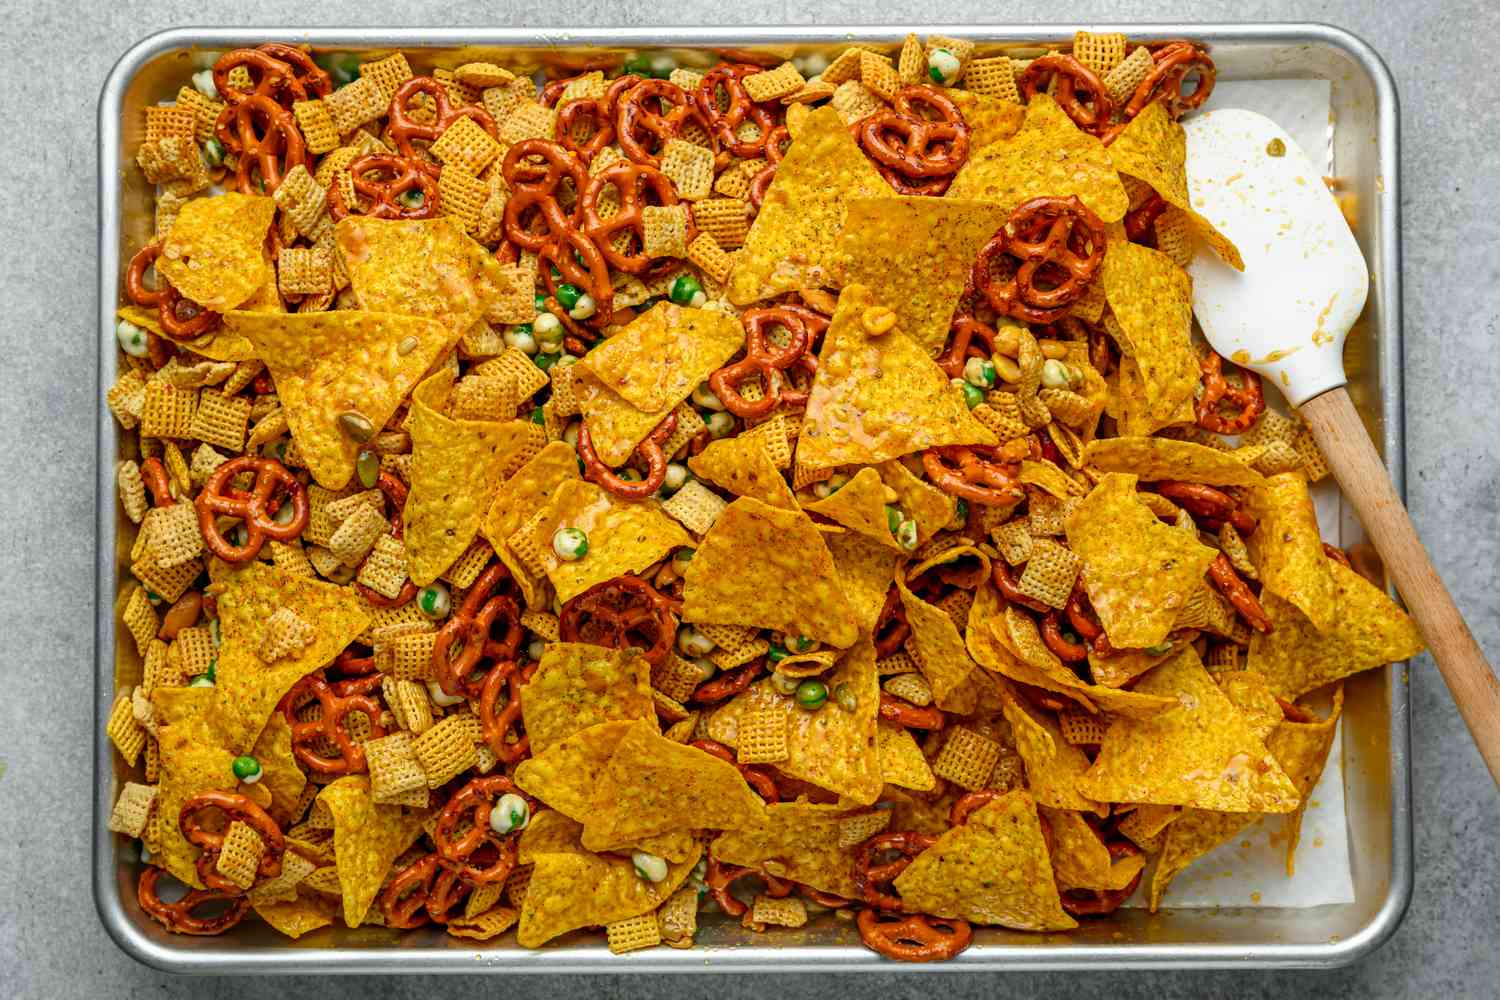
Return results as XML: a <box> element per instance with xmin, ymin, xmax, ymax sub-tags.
<box><xmin>1185</xmin><ymin>108</ymin><xmax>1500</xmax><ymax>785</ymax></box>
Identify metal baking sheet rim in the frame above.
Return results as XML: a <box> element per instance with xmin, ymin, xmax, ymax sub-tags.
<box><xmin>94</xmin><ymin>23</ymin><xmax>1409</xmax><ymax>973</ymax></box>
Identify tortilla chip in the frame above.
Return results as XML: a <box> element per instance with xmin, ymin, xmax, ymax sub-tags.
<box><xmin>251</xmin><ymin>713</ymin><xmax>307</xmax><ymax>828</ymax></box>
<box><xmin>1042</xmin><ymin>806</ymin><xmax>1145</xmax><ymax>892</ymax></box>
<box><xmin>1065</xmin><ymin>473</ymin><xmax>1217</xmax><ymax>648</ymax></box>
<box><xmin>514</xmin><ymin>720</ymin><xmax>635</xmax><ymax>821</ymax></box>
<box><xmin>877</xmin><ymin>720</ymin><xmax>937</xmax><ymax>791</ymax></box>
<box><xmin>1076</xmin><ymin>646</ymin><xmax>1301</xmax><ymax>813</ymax></box>
<box><xmin>728</xmin><ymin>105</ymin><xmax>887</xmax><ymax>305</ymax></box>
<box><xmin>947</xmin><ymin>90</ymin><xmax>1026</xmax><ymax>149</ymax></box>
<box><xmin>1273</xmin><ymin>686</ymin><xmax>1344</xmax><ymax>875</ymax></box>
<box><xmin>947</xmin><ymin>93</ymin><xmax>1127</xmax><ymax>223</ymax></box>
<box><xmin>1246</xmin><ymin>472</ymin><xmax>1337</xmax><ymax>632</ymax></box>
<box><xmin>520</xmin><ymin>644</ymin><xmax>654</xmax><ymax>756</ymax></box>
<box><xmin>574</xmin><ymin>368</ymin><xmax>674</xmax><ymax>468</ymax></box>
<box><xmin>1001</xmin><ymin>688</ymin><xmax>1107</xmax><ymax>817</ymax></box>
<box><xmin>1217</xmin><ymin>670</ymin><xmax>1283</xmax><ymax>742</ymax></box>
<box><xmin>522</xmin><ymin>478</ymin><xmax>691</xmax><ymax>604</ymax></box>
<box><xmin>1087</xmin><ymin>642</ymin><xmax>1180</xmax><ymax>688</ymax></box>
<box><xmin>688</xmin><ymin>434</ymin><xmax>799</xmax><ymax>509</ymax></box>
<box><xmin>710</xmin><ymin>802</ymin><xmax>875</xmax><ymax>898</ymax></box>
<box><xmin>897</xmin><ymin>572</ymin><xmax>1000</xmax><ymax>716</ymax></box>
<box><xmin>797</xmin><ymin>284</ymin><xmax>997</xmax><ymax>473</ymax></box>
<box><xmin>825</xmin><ymin>530</ymin><xmax>900</xmax><ymax>634</ymax></box>
<box><xmin>208</xmin><ymin>563</ymin><xmax>370</xmax><ymax>751</ymax></box>
<box><xmin>254</xmin><ymin>894</ymin><xmax>336</xmax><ymax>939</ymax></box>
<box><xmin>803</xmin><ymin>467</ymin><xmax>901</xmax><ymax>548</ymax></box>
<box><xmin>151</xmin><ymin>687</ymin><xmax>238</xmax><ymax>887</ymax></box>
<box><xmin>1103</xmin><ymin>101</ymin><xmax>1242</xmax><ymax>269</ymax></box>
<box><xmin>893</xmin><ymin>790</ymin><xmax>1077</xmax><ymax>931</ymax></box>
<box><xmin>880</xmin><ymin>460</ymin><xmax>956</xmax><ymax>545</ymax></box>
<box><xmin>336</xmin><ymin>216</ymin><xmax>509</xmax><ymax>338</ymax></box>
<box><xmin>1248</xmin><ymin>559</ymin><xmax>1425</xmax><ymax>698</ymax></box>
<box><xmin>1101</xmin><ymin>241</ymin><xmax>1198</xmax><ymax>436</ymax></box>
<box><xmin>1083</xmin><ymin>436</ymin><xmax>1265</xmax><ymax>487</ymax></box>
<box><xmin>516</xmin><ymin>810</ymin><xmax>698</xmax><ymax>947</ymax></box>
<box><xmin>682</xmin><ymin>496</ymin><xmax>859</xmax><ymax>647</ymax></box>
<box><xmin>831</xmin><ymin>197</ymin><xmax>1009</xmax><ymax>355</ymax></box>
<box><xmin>156</xmin><ymin>192</ymin><xmax>276</xmax><ymax>312</ymax></box>
<box><xmin>406</xmin><ymin>369</ymin><xmax>538</xmax><ymax>585</ymax></box>
<box><xmin>479</xmin><ymin>440</ymin><xmax>579</xmax><ymax>605</ymax></box>
<box><xmin>581</xmin><ymin>720</ymin><xmax>767</xmax><ymax>850</ymax></box>
<box><xmin>319</xmin><ymin>775</ymin><xmax>429</xmax><ymax>928</ymax></box>
<box><xmin>228</xmin><ymin>310</ymin><xmax>454</xmax><ymax>488</ymax></box>
<box><xmin>578</xmin><ymin>302</ymin><xmax>744</xmax><ymax>413</ymax></box>
<box><xmin>1148</xmin><ymin>805</ymin><xmax>1254</xmax><ymax>911</ymax></box>
<box><xmin>121</xmin><ymin>300</ymin><xmax>261</xmax><ymax>363</ymax></box>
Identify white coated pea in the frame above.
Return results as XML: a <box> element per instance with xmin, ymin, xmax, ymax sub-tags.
<box><xmin>928</xmin><ymin>48</ymin><xmax>961</xmax><ymax>83</ymax></box>
<box><xmin>568</xmin><ymin>293</ymin><xmax>597</xmax><ymax>320</ymax></box>
<box><xmin>1040</xmin><ymin>358</ymin><xmax>1074</xmax><ymax>390</ymax></box>
<box><xmin>489</xmin><ymin>793</ymin><xmax>531</xmax><ymax>834</ymax></box>
<box><xmin>533</xmin><ymin>312</ymin><xmax>563</xmax><ymax>341</ymax></box>
<box><xmin>663</xmin><ymin>463</ymin><xmax>689</xmax><ymax>491</ymax></box>
<box><xmin>504</xmin><ymin>327</ymin><xmax>538</xmax><ymax>354</ymax></box>
<box><xmin>691</xmin><ymin>383</ymin><xmax>725</xmax><ymax>411</ymax></box>
<box><xmin>116</xmin><ymin>319</ymin><xmax>149</xmax><ymax>358</ymax></box>
<box><xmin>552</xmin><ymin>527</ymin><xmax>589</xmax><ymax>561</ymax></box>
<box><xmin>632</xmin><ymin>851</ymin><xmax>669</xmax><ymax>882</ymax></box>
<box><xmin>427</xmin><ymin>680</ymin><xmax>466</xmax><ymax>707</ymax></box>
<box><xmin>192</xmin><ymin>69</ymin><xmax>219</xmax><ymax>99</ymax></box>
<box><xmin>677</xmin><ymin>626</ymin><xmax>716</xmax><ymax>657</ymax></box>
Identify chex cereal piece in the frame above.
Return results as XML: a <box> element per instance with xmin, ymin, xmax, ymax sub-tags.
<box><xmin>106</xmin><ymin>693</ymin><xmax>147</xmax><ymax>765</ymax></box>
<box><xmin>432</xmin><ymin>116</ymin><xmax>503</xmax><ymax>176</ymax></box>
<box><xmin>358</xmin><ymin>53</ymin><xmax>413</xmax><ymax>101</ymax></box>
<box><xmin>150</xmin><ymin>635</ymin><xmax>194</xmax><ymax>688</ymax></box>
<box><xmin>186</xmin><ymin>391</ymin><xmax>252</xmax><ymax>451</ymax></box>
<box><xmin>325</xmin><ymin>488</ymin><xmax>384</xmax><ymax>522</ymax></box>
<box><xmin>898</xmin><ymin>33</ymin><xmax>925</xmax><ymax>85</ymax></box>
<box><xmin>442</xmin><ymin>539</ymin><xmax>495</xmax><ymax>589</ymax></box>
<box><xmin>142</xmin><ymin>738</ymin><xmax>160</xmax><ymax>783</ymax></box>
<box><xmin>216</xmin><ymin>821</ymin><xmax>266</xmax><ymax>892</ymax></box>
<box><xmin>260</xmin><ymin>607</ymin><xmax>316</xmax><ymax>662</ymax></box>
<box><xmin>1039</xmin><ymin>388</ymin><xmax>1093</xmax><ymax>428</ymax></box>
<box><xmin>712</xmin><ymin>161</ymin><xmax>752</xmax><ymax>199</ymax></box>
<box><xmin>830</xmin><ymin>80</ymin><xmax>883</xmax><ymax>125</ymax></box>
<box><xmin>652</xmin><ymin>653</ymin><xmax>706</xmax><ymax>704</ymax></box>
<box><xmin>1153</xmin><ymin>207</ymin><xmax>1195</xmax><ymax>268</ymax></box>
<box><xmin>736</xmin><ymin>707</ymin><xmax>789</xmax><ymax>764</ymax></box>
<box><xmin>970</xmin><ymin>395</ymin><xmax>1029</xmax><ymax>441</ymax></box>
<box><xmin>606</xmin><ymin>912</ymin><xmax>662</xmax><ymax>954</ymax></box>
<box><xmin>925</xmin><ymin>36</ymin><xmax>976</xmax><ymax>80</ymax></box>
<box><xmin>413</xmin><ymin>713</ymin><xmax>482</xmax><ymax>787</ymax></box>
<box><xmin>517</xmin><ymin>608</ymin><xmax>560</xmax><ymax>641</ymax></box>
<box><xmin>272</xmin><ymin>164</ymin><xmax>328</xmax><ymax>236</ymax></box>
<box><xmin>837</xmin><ymin>809</ymin><xmax>892</xmax><ymax>849</ymax></box>
<box><xmin>657</xmin><ymin>887</ymin><xmax>699</xmax><ymax>946</ymax></box>
<box><xmin>301</xmin><ymin>866</ymin><xmax>342</xmax><ymax>895</ymax></box>
<box><xmin>661</xmin><ymin>480</ymin><xmax>727</xmax><ymax>536</ymax></box>
<box><xmin>1058</xmin><ymin>710</ymin><xmax>1109</xmax><ymax>746</ymax></box>
<box><xmin>742</xmin><ymin>62</ymin><xmax>805</xmax><ymax>102</ymax></box>
<box><xmin>1206</xmin><ymin>642</ymin><xmax>1243</xmax><ymax>672</ymax></box>
<box><xmin>174</xmin><ymin>87</ymin><xmax>224</xmax><ymax>143</ymax></box>
<box><xmin>434</xmin><ymin>67</ymin><xmax>482</xmax><ymax>106</ymax></box>
<box><xmin>118</xmin><ymin>462</ymin><xmax>152</xmax><ymax>528</ymax></box>
<box><xmin>747</xmin><ymin>895</ymin><xmax>807</xmax><ymax>930</ymax></box>
<box><xmin>505</xmin><ymin>509</ymin><xmax>551</xmax><ymax>579</ymax></box>
<box><xmin>742</xmin><ymin>416</ymin><xmax>792</xmax><ymax>468</ymax></box>
<box><xmin>452</xmin><ymin>376</ymin><xmax>518</xmax><ymax>422</ymax></box>
<box><xmin>660</xmin><ymin>403</ymin><xmax>707</xmax><ymax>459</ymax></box>
<box><xmin>1104</xmin><ymin>45</ymin><xmax>1155</xmax><ymax>106</ymax></box>
<box><xmin>965</xmin><ymin>57</ymin><xmax>1021</xmax><ymax>102</ymax></box>
<box><xmin>708</xmin><ymin>637</ymin><xmax>769</xmax><ymax>672</ymax></box>
<box><xmin>366</xmin><ymin>731</ymin><xmax>431</xmax><ymax>805</ymax></box>
<box><xmin>108</xmin><ymin>782</ymin><xmax>157</xmax><ymax>838</ymax></box>
<box><xmin>989</xmin><ymin>519</ymin><xmax>1034</xmax><ymax>566</ymax></box>
<box><xmin>384</xmin><ymin>676</ymin><xmax>435</xmax><ymax>734</ymax></box>
<box><xmin>1074</xmin><ymin>31</ymin><xmax>1128</xmax><ymax>77</ymax></box>
<box><xmin>875</xmin><ymin>650</ymin><xmax>918</xmax><ymax>676</ymax></box>
<box><xmin>692</xmin><ymin>198</ymin><xmax>750</xmax><ymax>249</ymax></box>
<box><xmin>162</xmin><ymin>441</ymin><xmax>193</xmax><ymax>494</ymax></box>
<box><xmin>1217</xmin><ymin>522</ymin><xmax>1258</xmax><ymax>580</ymax></box>
<box><xmin>462</xmin><ymin>882</ymin><xmax>505</xmax><ymax>922</ymax></box>
<box><xmin>379</xmin><ymin>630</ymin><xmax>437</xmax><ymax>681</ymax></box>
<box><xmin>1291</xmin><ymin>428</ymin><xmax>1330</xmax><ymax>481</ymax></box>
<box><xmin>357</xmin><ymin>535</ymin><xmax>410</xmax><ymax>600</ymax></box>
<box><xmin>498</xmin><ymin>101</ymin><xmax>557</xmax><ymax>147</ymax></box>
<box><xmin>931</xmin><ymin>726</ymin><xmax>1002</xmax><ymax>791</ymax></box>
<box><xmin>106</xmin><ymin>369</ymin><xmax>147</xmax><ymax>430</ymax></box>
<box><xmin>858</xmin><ymin>52</ymin><xmax>901</xmax><ymax>101</ymax></box>
<box><xmin>936</xmin><ymin>588</ymin><xmax>975</xmax><ymax>631</ymax></box>
<box><xmin>140</xmin><ymin>380</ymin><xmax>197</xmax><ymax>440</ymax></box>
<box><xmin>482</xmin><ymin>77</ymin><xmax>535</xmax><ymax>123</ymax></box>
<box><xmin>642</xmin><ymin>204</ymin><xmax>690</xmax><ymax>259</ymax></box>
<box><xmin>820</xmin><ymin>47</ymin><xmax>867</xmax><ymax>85</ymax></box>
<box><xmin>328</xmin><ymin>503</ymin><xmax>389</xmax><ymax>567</ymax></box>
<box><xmin>1253</xmin><ymin>439</ymin><xmax>1303</xmax><ymax>476</ymax></box>
<box><xmin>277</xmin><ymin>246</ymin><xmax>333</xmax><ymax>297</ymax></box>
<box><xmin>130</xmin><ymin>687</ymin><xmax>156</xmax><ymax>742</ymax></box>
<box><xmin>248</xmin><ymin>850</ymin><xmax>318</xmax><ymax>905</ymax></box>
<box><xmin>324</xmin><ymin>76</ymin><xmax>387</xmax><ymax>133</ymax></box>
<box><xmin>475</xmin><ymin>348</ymin><xmax>550</xmax><ymax>403</ymax></box>
<box><xmin>1016</xmin><ymin>538</ymin><xmax>1081</xmax><ymax>609</ymax></box>
<box><xmin>246</xmin><ymin>407</ymin><xmax>287</xmax><ymax>450</ymax></box>
<box><xmin>659</xmin><ymin>139</ymin><xmax>715</xmax><ymax>201</ymax></box>
<box><xmin>448</xmin><ymin>905</ymin><xmax>521</xmax><ymax>941</ymax></box>
<box><xmin>145</xmin><ymin>105</ymin><xmax>196</xmax><ymax>143</ymax></box>
<box><xmin>454</xmin><ymin>62</ymin><xmax>514</xmax><ymax>89</ymax></box>
<box><xmin>122</xmin><ymin>585</ymin><xmax>159</xmax><ymax>655</ymax></box>
<box><xmin>694</xmin><ymin>622</ymin><xmax>755</xmax><ymax>656</ymax></box>
<box><xmin>505</xmin><ymin>865</ymin><xmax>533</xmax><ymax>908</ymax></box>
<box><xmin>292</xmin><ymin>99</ymin><xmax>341</xmax><ymax>154</ymax></box>
<box><xmin>989</xmin><ymin>751</ymin><xmax>1026</xmax><ymax>792</ymax></box>
<box><xmin>686</xmin><ymin>233</ymin><xmax>733</xmax><ymax>285</ymax></box>
<box><xmin>143</xmin><ymin>504</ymin><xmax>203</xmax><ymax>569</ymax></box>
<box><xmin>271</xmin><ymin>540</ymin><xmax>316</xmax><ymax>578</ymax></box>
<box><xmin>882</xmin><ymin>671</ymin><xmax>933</xmax><ymax>707</ymax></box>
<box><xmin>662</xmin><ymin>715</ymin><xmax>698</xmax><ymax>743</ymax></box>
<box><xmin>653</xmin><ymin>689</ymin><xmax>690</xmax><ymax>724</ymax></box>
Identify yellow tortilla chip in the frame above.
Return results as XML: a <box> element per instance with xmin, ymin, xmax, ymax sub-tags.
<box><xmin>825</xmin><ymin>530</ymin><xmax>900</xmax><ymax>634</ymax></box>
<box><xmin>797</xmin><ymin>284</ymin><xmax>997</xmax><ymax>472</ymax></box>
<box><xmin>880</xmin><ymin>460</ymin><xmax>956</xmax><ymax>545</ymax></box>
<box><xmin>229</xmin><ymin>309</ymin><xmax>454</xmax><ymax>488</ymax></box>
<box><xmin>1042</xmin><ymin>806</ymin><xmax>1145</xmax><ymax>892</ymax></box>
<box><xmin>208</xmin><ymin>563</ymin><xmax>370</xmax><ymax>752</ymax></box>
<box><xmin>581</xmin><ymin>720</ymin><xmax>767</xmax><ymax>851</ymax></box>
<box><xmin>1076</xmin><ymin>646</ymin><xmax>1301</xmax><ymax>813</ymax></box>
<box><xmin>480</xmin><ymin>440</ymin><xmax>579</xmax><ymax>606</ymax></box>
<box><xmin>1083</xmin><ymin>436</ymin><xmax>1266</xmax><ymax>487</ymax></box>
<box><xmin>253</xmin><ymin>895</ymin><xmax>336</xmax><ymax>939</ymax></box>
<box><xmin>877</xmin><ymin>720</ymin><xmax>937</xmax><ymax>791</ymax></box>
<box><xmin>710</xmin><ymin>802</ymin><xmax>876</xmax><ymax>899</ymax></box>
<box><xmin>520</xmin><ymin>644</ymin><xmax>654</xmax><ymax>756</ymax></box>
<box><xmin>682</xmin><ymin>496</ymin><xmax>859</xmax><ymax>647</ymax></box>
<box><xmin>523</xmin><ymin>478</ymin><xmax>692</xmax><ymax>604</ymax></box>
<box><xmin>578</xmin><ymin>301</ymin><xmax>744</xmax><ymax>413</ymax></box>
<box><xmin>1217</xmin><ymin>670</ymin><xmax>1283</xmax><ymax>742</ymax></box>
<box><xmin>1101</xmin><ymin>241</ymin><xmax>1198</xmax><ymax>436</ymax></box>
<box><xmin>1087</xmin><ymin>642</ymin><xmax>1180</xmax><ymax>688</ymax></box>
<box><xmin>150</xmin><ymin>687</ymin><xmax>238</xmax><ymax>888</ymax></box>
<box><xmin>1246</xmin><ymin>471</ymin><xmax>1337</xmax><ymax>632</ymax></box>
<box><xmin>1103</xmin><ymin>101</ymin><xmax>1243</xmax><ymax>269</ymax></box>
<box><xmin>516</xmin><ymin>810</ymin><xmax>698</xmax><ymax>948</ymax></box>
<box><xmin>947</xmin><ymin>93</ymin><xmax>1127</xmax><ymax>223</ymax></box>
<box><xmin>947</xmin><ymin>89</ymin><xmax>1026</xmax><ymax>149</ymax></box>
<box><xmin>574</xmin><ymin>368</ymin><xmax>673</xmax><ymax>468</ymax></box>
<box><xmin>898</xmin><ymin>572</ymin><xmax>1000</xmax><ymax>716</ymax></box>
<box><xmin>406</xmin><ymin>370</ymin><xmax>538</xmax><ymax>585</ymax></box>
<box><xmin>156</xmin><ymin>192</ymin><xmax>276</xmax><ymax>311</ymax></box>
<box><xmin>688</xmin><ymin>434</ymin><xmax>798</xmax><ymax>509</ymax></box>
<box><xmin>1273</xmin><ymin>685</ymin><xmax>1344</xmax><ymax>875</ymax></box>
<box><xmin>1148</xmin><ymin>805</ymin><xmax>1253</xmax><ymax>912</ymax></box>
<box><xmin>319</xmin><ymin>775</ymin><xmax>429</xmax><ymax>928</ymax></box>
<box><xmin>893</xmin><ymin>790</ymin><xmax>1077</xmax><ymax>931</ymax></box>
<box><xmin>251</xmin><ymin>713</ymin><xmax>307</xmax><ymax>828</ymax></box>
<box><xmin>728</xmin><ymin>105</ymin><xmax>887</xmax><ymax>305</ymax></box>
<box><xmin>1248</xmin><ymin>559</ymin><xmax>1424</xmax><ymax>698</ymax></box>
<box><xmin>803</xmin><ymin>467</ymin><xmax>902</xmax><ymax>549</ymax></box>
<box><xmin>1000</xmin><ymin>687</ymin><xmax>1107</xmax><ymax>817</ymax></box>
<box><xmin>514</xmin><ymin>720</ymin><xmax>634</xmax><ymax>822</ymax></box>
<box><xmin>120</xmin><ymin>301</ymin><xmax>261</xmax><ymax>363</ymax></box>
<box><xmin>831</xmin><ymin>197</ymin><xmax>1009</xmax><ymax>355</ymax></box>
<box><xmin>1065</xmin><ymin>473</ymin><xmax>1216</xmax><ymax>648</ymax></box>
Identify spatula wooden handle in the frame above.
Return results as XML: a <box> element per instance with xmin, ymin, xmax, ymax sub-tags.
<box><xmin>1300</xmin><ymin>387</ymin><xmax>1500</xmax><ymax>786</ymax></box>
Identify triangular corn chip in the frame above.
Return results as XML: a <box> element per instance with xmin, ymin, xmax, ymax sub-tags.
<box><xmin>1001</xmin><ymin>687</ymin><xmax>1108</xmax><ymax>817</ymax></box>
<box><xmin>577</xmin><ymin>301</ymin><xmax>744</xmax><ymax>413</ymax></box>
<box><xmin>520</xmin><ymin>644</ymin><xmax>654</xmax><ymax>756</ymax></box>
<box><xmin>898</xmin><ymin>571</ymin><xmax>1002</xmax><ymax>716</ymax></box>
<box><xmin>1246</xmin><ymin>471</ymin><xmax>1337</xmax><ymax>632</ymax></box>
<box><xmin>1101</xmin><ymin>241</ymin><xmax>1198</xmax><ymax>435</ymax></box>
<box><xmin>688</xmin><ymin>434</ymin><xmax>798</xmax><ymax>509</ymax></box>
<box><xmin>1083</xmin><ymin>436</ymin><xmax>1265</xmax><ymax>487</ymax></box>
<box><xmin>157</xmin><ymin>192</ymin><xmax>276</xmax><ymax>311</ymax></box>
<box><xmin>803</xmin><ymin>467</ymin><xmax>902</xmax><ymax>548</ymax></box>
<box><xmin>711</xmin><ymin>802</ymin><xmax>877</xmax><ymax>899</ymax></box>
<box><xmin>1042</xmin><ymin>806</ymin><xmax>1145</xmax><ymax>892</ymax></box>
<box><xmin>319</xmin><ymin>775</ymin><xmax>429</xmax><ymax>928</ymax></box>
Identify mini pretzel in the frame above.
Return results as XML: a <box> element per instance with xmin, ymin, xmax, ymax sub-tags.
<box><xmin>138</xmin><ymin>456</ymin><xmax>175</xmax><ymax>507</ymax></box>
<box><xmin>858</xmin><ymin>910</ymin><xmax>974</xmax><ymax>963</ymax></box>
<box><xmin>852</xmin><ymin>831</ymin><xmax>938</xmax><ymax>911</ymax></box>
<box><xmin>332</xmin><ymin>645</ymin><xmax>378</xmax><ymax>677</ymax></box>
<box><xmin>212</xmin><ymin>48</ymin><xmax>325</xmax><ymax>109</ymax></box>
<box><xmin>973</xmin><ymin>196</ymin><xmax>1107</xmax><ymax>324</ymax></box>
<box><xmin>329</xmin><ymin>154</ymin><xmax>441</xmax><ymax>220</ymax></box>
<box><xmin>282</xmin><ymin>672</ymin><xmax>386</xmax><ymax>775</ymax></box>
<box><xmin>215</xmin><ymin>94</ymin><xmax>307</xmax><ymax>194</ymax></box>
<box><xmin>352</xmin><ymin>472</ymin><xmax>419</xmax><ymax>608</ymax></box>
<box><xmin>1124</xmin><ymin>190</ymin><xmax>1168</xmax><ymax>241</ymax></box>
<box><xmin>1156</xmin><ymin>481</ymin><xmax>1257</xmax><ymax>536</ymax></box>
<box><xmin>878</xmin><ymin>691</ymin><xmax>945</xmax><ymax>731</ymax></box>
<box><xmin>873</xmin><ymin>586</ymin><xmax>912</xmax><ymax>657</ymax></box>
<box><xmin>1207</xmin><ymin>553</ymin><xmax>1274</xmax><ymax>633</ymax></box>
<box><xmin>580</xmin><ymin>161</ymin><xmax>694</xmax><ymax>274</ymax></box>
<box><xmin>125</xmin><ymin>243</ymin><xmax>220</xmax><ymax>341</ymax></box>
<box><xmin>1064</xmin><ymin>583</ymin><xmax>1114</xmax><ymax>657</ymax></box>
<box><xmin>614</xmin><ymin>78</ymin><xmax>705</xmax><ymax>166</ymax></box>
<box><xmin>1195</xmin><ymin>352</ymin><xmax>1265</xmax><ymax>434</ymax></box>
<box><xmin>936</xmin><ymin>316</ymin><xmax>1001</xmax><ymax>379</ymax></box>
<box><xmin>1041</xmin><ymin>609</ymin><xmax>1089</xmax><ymax>663</ymax></box>
<box><xmin>857</xmin><ymin>85</ymin><xmax>971</xmax><ymax>196</ymax></box>
<box><xmin>554</xmin><ymin>74</ymin><xmax>643</xmax><ymax>163</ymax></box>
<box><xmin>537</xmin><ymin>227</ymin><xmax>614</xmax><ymax>326</ymax></box>
<box><xmin>1061</xmin><ymin>840</ymin><xmax>1144</xmax><ymax>917</ymax></box>
<box><xmin>695</xmin><ymin>63</ymin><xmax>778</xmax><ymax>159</ymax></box>
<box><xmin>577</xmin><ymin>411</ymin><xmax>677</xmax><ymax>500</ymax></box>
<box><xmin>690</xmin><ymin>738</ymin><xmax>781</xmax><ymax>803</ymax></box>
<box><xmin>386</xmin><ymin>76</ymin><xmax>498</xmax><ymax>159</ymax></box>
<box><xmin>501</xmin><ymin>139</ymin><xmax>587</xmax><ymax>253</ymax></box>
<box><xmin>194</xmin><ymin>455</ymin><xmax>309</xmax><ymax>563</ymax></box>
<box><xmin>1127</xmin><ymin>42</ymin><xmax>1217</xmax><ymax>119</ymax></box>
<box><xmin>703</xmin><ymin>858</ymin><xmax>793</xmax><ymax>917</ymax></box>
<box><xmin>558</xmin><ymin>574</ymin><xmax>681</xmax><ymax>666</ymax></box>
<box><xmin>948</xmin><ymin>789</ymin><xmax>1005</xmax><ymax>827</ymax></box>
<box><xmin>1017</xmin><ymin>54</ymin><xmax>1114</xmax><ymax>134</ymax></box>
<box><xmin>254</xmin><ymin>43</ymin><xmax>333</xmax><ymax>101</ymax></box>
<box><xmin>708</xmin><ymin>305</ymin><xmax>821</xmax><ymax>420</ymax></box>
<box><xmin>430</xmin><ymin>561</ymin><xmax>524</xmax><ymax>698</ymax></box>
<box><xmin>923</xmin><ymin>445</ymin><xmax>1024</xmax><ymax>507</ymax></box>
<box><xmin>138</xmin><ymin>867</ymin><xmax>250</xmax><ymax>936</ymax></box>
<box><xmin>432</xmin><ymin>775</ymin><xmax>531</xmax><ymax>884</ymax></box>
<box><xmin>178</xmin><ymin>789</ymin><xmax>287</xmax><ymax>892</ymax></box>
<box><xmin>991</xmin><ymin>558</ymin><xmax>1050</xmax><ymax>613</ymax></box>
<box><xmin>691</xmin><ymin>659</ymin><xmax>763</xmax><ymax>704</ymax></box>
<box><xmin>477</xmin><ymin>659</ymin><xmax>533</xmax><ymax>764</ymax></box>
<box><xmin>747</xmin><ymin>125</ymin><xmax>791</xmax><ymax>214</ymax></box>
<box><xmin>381</xmin><ymin>853</ymin><xmax>441</xmax><ymax>929</ymax></box>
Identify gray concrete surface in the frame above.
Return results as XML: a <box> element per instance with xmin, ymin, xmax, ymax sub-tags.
<box><xmin>2</xmin><ymin>1</ymin><xmax>1496</xmax><ymax>997</ymax></box>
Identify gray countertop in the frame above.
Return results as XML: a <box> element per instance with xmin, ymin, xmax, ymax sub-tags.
<box><xmin>3</xmin><ymin>2</ymin><xmax>1496</xmax><ymax>997</ymax></box>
